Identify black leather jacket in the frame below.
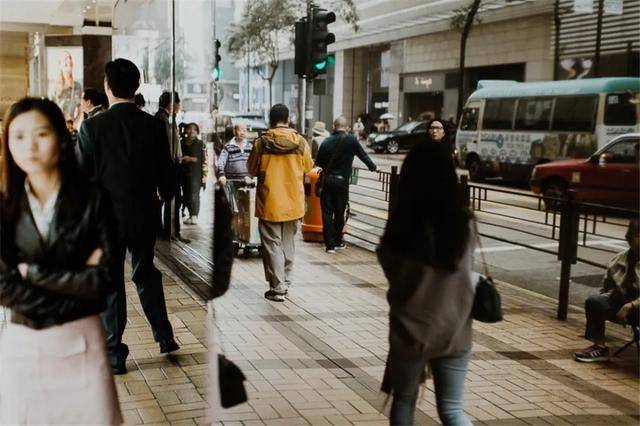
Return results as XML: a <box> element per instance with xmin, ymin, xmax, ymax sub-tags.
<box><xmin>0</xmin><ymin>182</ymin><xmax>118</xmax><ymax>329</ymax></box>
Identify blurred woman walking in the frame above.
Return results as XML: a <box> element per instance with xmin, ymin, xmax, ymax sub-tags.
<box><xmin>0</xmin><ymin>97</ymin><xmax>122</xmax><ymax>424</ymax></box>
<box><xmin>378</xmin><ymin>142</ymin><xmax>475</xmax><ymax>425</ymax></box>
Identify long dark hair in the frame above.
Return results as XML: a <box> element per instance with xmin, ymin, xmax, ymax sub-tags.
<box><xmin>380</xmin><ymin>141</ymin><xmax>472</xmax><ymax>271</ymax></box>
<box><xmin>1</xmin><ymin>97</ymin><xmax>86</xmax><ymax>222</ymax></box>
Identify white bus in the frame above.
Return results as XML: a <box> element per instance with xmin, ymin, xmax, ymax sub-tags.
<box><xmin>456</xmin><ymin>78</ymin><xmax>640</xmax><ymax>182</ymax></box>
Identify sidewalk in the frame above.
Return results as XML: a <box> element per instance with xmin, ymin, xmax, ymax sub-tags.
<box><xmin>207</xmin><ymin>231</ymin><xmax>639</xmax><ymax>425</ymax></box>
<box><xmin>1</xmin><ymin>208</ymin><xmax>637</xmax><ymax>425</ymax></box>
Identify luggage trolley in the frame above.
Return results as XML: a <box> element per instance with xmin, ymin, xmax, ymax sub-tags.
<box><xmin>232</xmin><ymin>180</ymin><xmax>262</xmax><ymax>258</ymax></box>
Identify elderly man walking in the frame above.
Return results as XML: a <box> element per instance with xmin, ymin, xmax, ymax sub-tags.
<box><xmin>316</xmin><ymin>116</ymin><xmax>377</xmax><ymax>253</ymax></box>
<box><xmin>248</xmin><ymin>104</ymin><xmax>313</xmax><ymax>302</ymax></box>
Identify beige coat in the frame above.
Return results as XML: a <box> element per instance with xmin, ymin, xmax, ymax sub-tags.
<box><xmin>247</xmin><ymin>126</ymin><xmax>313</xmax><ymax>222</ymax></box>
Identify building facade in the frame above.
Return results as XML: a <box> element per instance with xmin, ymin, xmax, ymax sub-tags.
<box><xmin>234</xmin><ymin>0</ymin><xmax>638</xmax><ymax>129</ymax></box>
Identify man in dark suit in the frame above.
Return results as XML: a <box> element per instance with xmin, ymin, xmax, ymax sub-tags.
<box><xmin>81</xmin><ymin>87</ymin><xmax>106</xmax><ymax>119</ymax></box>
<box><xmin>76</xmin><ymin>58</ymin><xmax>180</xmax><ymax>374</ymax></box>
<box><xmin>155</xmin><ymin>91</ymin><xmax>190</xmax><ymax>243</ymax></box>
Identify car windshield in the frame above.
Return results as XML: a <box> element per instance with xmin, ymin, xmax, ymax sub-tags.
<box><xmin>236</xmin><ymin>114</ymin><xmax>264</xmax><ymax>121</ymax></box>
<box><xmin>394</xmin><ymin>121</ymin><xmax>419</xmax><ymax>132</ymax></box>
<box><xmin>232</xmin><ymin>117</ymin><xmax>268</xmax><ymax>130</ymax></box>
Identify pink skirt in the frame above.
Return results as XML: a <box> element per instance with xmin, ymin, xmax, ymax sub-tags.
<box><xmin>0</xmin><ymin>315</ymin><xmax>122</xmax><ymax>425</ymax></box>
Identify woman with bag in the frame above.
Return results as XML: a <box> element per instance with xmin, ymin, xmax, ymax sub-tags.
<box><xmin>0</xmin><ymin>97</ymin><xmax>122</xmax><ymax>424</ymax></box>
<box><xmin>378</xmin><ymin>141</ymin><xmax>475</xmax><ymax>425</ymax></box>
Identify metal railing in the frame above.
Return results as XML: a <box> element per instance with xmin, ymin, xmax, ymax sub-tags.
<box><xmin>345</xmin><ymin>166</ymin><xmax>637</xmax><ymax>320</ymax></box>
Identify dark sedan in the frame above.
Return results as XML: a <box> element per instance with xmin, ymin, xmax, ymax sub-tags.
<box><xmin>366</xmin><ymin>121</ymin><xmax>427</xmax><ymax>154</ymax></box>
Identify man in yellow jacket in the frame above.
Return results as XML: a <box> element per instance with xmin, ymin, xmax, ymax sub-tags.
<box><xmin>247</xmin><ymin>104</ymin><xmax>313</xmax><ymax>302</ymax></box>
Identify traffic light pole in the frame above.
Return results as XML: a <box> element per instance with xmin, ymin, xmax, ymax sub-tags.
<box><xmin>299</xmin><ymin>77</ymin><xmax>306</xmax><ymax>134</ymax></box>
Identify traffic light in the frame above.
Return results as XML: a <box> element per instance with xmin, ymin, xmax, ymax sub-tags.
<box><xmin>310</xmin><ymin>7</ymin><xmax>335</xmax><ymax>75</ymax></box>
<box><xmin>294</xmin><ymin>19</ymin><xmax>307</xmax><ymax>77</ymax></box>
<box><xmin>212</xmin><ymin>39</ymin><xmax>221</xmax><ymax>81</ymax></box>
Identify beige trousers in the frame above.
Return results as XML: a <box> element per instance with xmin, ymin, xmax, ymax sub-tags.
<box><xmin>258</xmin><ymin>219</ymin><xmax>300</xmax><ymax>293</ymax></box>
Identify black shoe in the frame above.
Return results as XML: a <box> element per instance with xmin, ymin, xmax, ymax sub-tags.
<box><xmin>111</xmin><ymin>361</ymin><xmax>127</xmax><ymax>375</ymax></box>
<box><xmin>335</xmin><ymin>243</ymin><xmax>347</xmax><ymax>250</ymax></box>
<box><xmin>264</xmin><ymin>290</ymin><xmax>285</xmax><ymax>302</ymax></box>
<box><xmin>159</xmin><ymin>338</ymin><xmax>180</xmax><ymax>354</ymax></box>
<box><xmin>173</xmin><ymin>235</ymin><xmax>191</xmax><ymax>244</ymax></box>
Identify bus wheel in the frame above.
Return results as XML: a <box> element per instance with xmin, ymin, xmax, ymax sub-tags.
<box><xmin>386</xmin><ymin>140</ymin><xmax>399</xmax><ymax>154</ymax></box>
<box><xmin>542</xmin><ymin>179</ymin><xmax>567</xmax><ymax>211</ymax></box>
<box><xmin>467</xmin><ymin>157</ymin><xmax>484</xmax><ymax>182</ymax></box>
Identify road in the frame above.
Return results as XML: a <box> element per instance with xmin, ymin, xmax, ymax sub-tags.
<box><xmin>346</xmin><ymin>147</ymin><xmax>630</xmax><ymax>310</ymax></box>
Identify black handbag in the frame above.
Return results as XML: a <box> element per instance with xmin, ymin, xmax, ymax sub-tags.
<box><xmin>316</xmin><ymin>133</ymin><xmax>347</xmax><ymax>197</ymax></box>
<box><xmin>210</xmin><ymin>187</ymin><xmax>234</xmax><ymax>299</ymax></box>
<box><xmin>218</xmin><ymin>354</ymin><xmax>248</xmax><ymax>408</ymax></box>
<box><xmin>472</xmin><ymin>220</ymin><xmax>503</xmax><ymax>323</ymax></box>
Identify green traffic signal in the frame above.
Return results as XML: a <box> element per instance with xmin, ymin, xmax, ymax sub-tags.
<box><xmin>327</xmin><ymin>54</ymin><xmax>335</xmax><ymax>66</ymax></box>
<box><xmin>313</xmin><ymin>60</ymin><xmax>327</xmax><ymax>71</ymax></box>
<box><xmin>212</xmin><ymin>67</ymin><xmax>221</xmax><ymax>81</ymax></box>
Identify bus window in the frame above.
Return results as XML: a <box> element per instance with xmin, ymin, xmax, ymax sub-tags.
<box><xmin>515</xmin><ymin>98</ymin><xmax>552</xmax><ymax>131</ymax></box>
<box><xmin>605</xmin><ymin>93</ymin><xmax>638</xmax><ymax>126</ymax></box>
<box><xmin>460</xmin><ymin>107</ymin><xmax>479</xmax><ymax>131</ymax></box>
<box><xmin>483</xmin><ymin>99</ymin><xmax>515</xmax><ymax>130</ymax></box>
<box><xmin>552</xmin><ymin>95</ymin><xmax>597</xmax><ymax>132</ymax></box>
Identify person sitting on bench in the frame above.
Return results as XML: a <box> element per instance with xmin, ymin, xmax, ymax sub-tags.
<box><xmin>575</xmin><ymin>219</ymin><xmax>639</xmax><ymax>362</ymax></box>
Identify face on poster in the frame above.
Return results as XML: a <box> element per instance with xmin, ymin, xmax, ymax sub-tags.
<box><xmin>46</xmin><ymin>47</ymin><xmax>83</xmax><ymax>119</ymax></box>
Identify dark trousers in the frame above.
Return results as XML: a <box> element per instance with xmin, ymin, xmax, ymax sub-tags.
<box><xmin>101</xmin><ymin>236</ymin><xmax>174</xmax><ymax>366</ymax></box>
<box><xmin>585</xmin><ymin>293</ymin><xmax>639</xmax><ymax>342</ymax></box>
<box><xmin>161</xmin><ymin>192</ymin><xmax>182</xmax><ymax>237</ymax></box>
<box><xmin>183</xmin><ymin>179</ymin><xmax>201</xmax><ymax>217</ymax></box>
<box><xmin>320</xmin><ymin>180</ymin><xmax>349</xmax><ymax>249</ymax></box>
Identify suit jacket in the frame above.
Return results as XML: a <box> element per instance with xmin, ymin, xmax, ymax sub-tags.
<box><xmin>155</xmin><ymin>108</ymin><xmax>182</xmax><ymax>161</ymax></box>
<box><xmin>0</xmin><ymin>183</ymin><xmax>118</xmax><ymax>329</ymax></box>
<box><xmin>86</xmin><ymin>105</ymin><xmax>106</xmax><ymax>119</ymax></box>
<box><xmin>76</xmin><ymin>102</ymin><xmax>174</xmax><ymax>240</ymax></box>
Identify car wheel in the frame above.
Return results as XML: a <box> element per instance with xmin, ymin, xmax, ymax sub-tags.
<box><xmin>386</xmin><ymin>140</ymin><xmax>399</xmax><ymax>154</ymax></box>
<box><xmin>467</xmin><ymin>157</ymin><xmax>484</xmax><ymax>182</ymax></box>
<box><xmin>542</xmin><ymin>179</ymin><xmax>567</xmax><ymax>211</ymax></box>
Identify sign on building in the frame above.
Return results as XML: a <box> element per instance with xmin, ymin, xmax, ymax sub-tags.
<box><xmin>574</xmin><ymin>0</ymin><xmax>623</xmax><ymax>15</ymax></box>
<box><xmin>573</xmin><ymin>0</ymin><xmax>593</xmax><ymax>13</ymax></box>
<box><xmin>604</xmin><ymin>0</ymin><xmax>623</xmax><ymax>15</ymax></box>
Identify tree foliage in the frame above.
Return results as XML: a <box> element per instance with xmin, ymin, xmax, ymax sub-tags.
<box><xmin>226</xmin><ymin>0</ymin><xmax>359</xmax><ymax>67</ymax></box>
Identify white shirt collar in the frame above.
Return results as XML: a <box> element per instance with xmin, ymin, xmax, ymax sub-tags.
<box><xmin>109</xmin><ymin>100</ymin><xmax>134</xmax><ymax>108</ymax></box>
<box><xmin>24</xmin><ymin>180</ymin><xmax>60</xmax><ymax>241</ymax></box>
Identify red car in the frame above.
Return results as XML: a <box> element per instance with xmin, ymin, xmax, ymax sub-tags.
<box><xmin>531</xmin><ymin>133</ymin><xmax>639</xmax><ymax>209</ymax></box>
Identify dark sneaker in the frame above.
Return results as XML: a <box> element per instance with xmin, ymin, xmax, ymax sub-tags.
<box><xmin>264</xmin><ymin>290</ymin><xmax>285</xmax><ymax>302</ymax></box>
<box><xmin>159</xmin><ymin>338</ymin><xmax>180</xmax><ymax>354</ymax></box>
<box><xmin>111</xmin><ymin>361</ymin><xmax>127</xmax><ymax>375</ymax></box>
<box><xmin>574</xmin><ymin>345</ymin><xmax>609</xmax><ymax>362</ymax></box>
<box><xmin>326</xmin><ymin>248</ymin><xmax>336</xmax><ymax>254</ymax></box>
<box><xmin>335</xmin><ymin>243</ymin><xmax>347</xmax><ymax>250</ymax></box>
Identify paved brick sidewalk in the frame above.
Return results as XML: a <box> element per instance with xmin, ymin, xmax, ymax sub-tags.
<box><xmin>207</xmin><ymin>234</ymin><xmax>639</xmax><ymax>426</ymax></box>
<box><xmin>114</xmin><ymin>257</ymin><xmax>213</xmax><ymax>425</ymax></box>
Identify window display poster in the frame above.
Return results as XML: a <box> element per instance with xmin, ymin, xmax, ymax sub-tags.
<box><xmin>47</xmin><ymin>47</ymin><xmax>83</xmax><ymax>120</ymax></box>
